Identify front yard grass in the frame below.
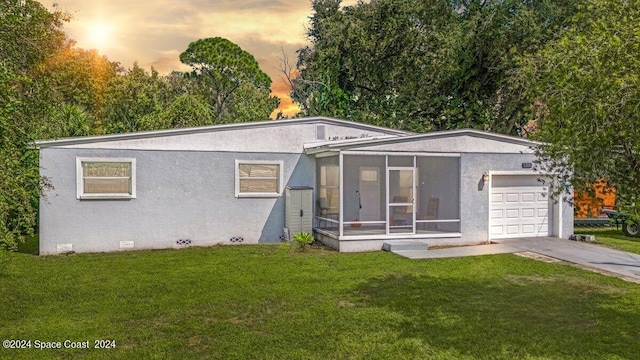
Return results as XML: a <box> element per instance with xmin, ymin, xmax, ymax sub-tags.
<box><xmin>1</xmin><ymin>243</ymin><xmax>640</xmax><ymax>359</ymax></box>
<box><xmin>575</xmin><ymin>226</ymin><xmax>640</xmax><ymax>255</ymax></box>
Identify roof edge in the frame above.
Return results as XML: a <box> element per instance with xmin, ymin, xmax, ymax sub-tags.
<box><xmin>36</xmin><ymin>116</ymin><xmax>413</xmax><ymax>148</ymax></box>
<box><xmin>304</xmin><ymin>128</ymin><xmax>541</xmax><ymax>152</ymax></box>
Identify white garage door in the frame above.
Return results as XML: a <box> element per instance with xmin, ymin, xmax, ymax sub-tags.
<box><xmin>490</xmin><ymin>176</ymin><xmax>550</xmax><ymax>239</ymax></box>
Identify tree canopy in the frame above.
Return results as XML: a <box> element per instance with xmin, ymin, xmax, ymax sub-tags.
<box><xmin>0</xmin><ymin>0</ymin><xmax>70</xmax><ymax>255</ymax></box>
<box><xmin>0</xmin><ymin>3</ymin><xmax>279</xmax><ymax>255</ymax></box>
<box><xmin>519</xmin><ymin>0</ymin><xmax>640</xmax><ymax>215</ymax></box>
<box><xmin>290</xmin><ymin>0</ymin><xmax>582</xmax><ymax>134</ymax></box>
<box><xmin>179</xmin><ymin>37</ymin><xmax>275</xmax><ymax>122</ymax></box>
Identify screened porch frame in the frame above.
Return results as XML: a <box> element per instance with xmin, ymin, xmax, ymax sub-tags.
<box><xmin>314</xmin><ymin>150</ymin><xmax>462</xmax><ymax>240</ymax></box>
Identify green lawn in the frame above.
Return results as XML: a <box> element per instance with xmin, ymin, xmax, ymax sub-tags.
<box><xmin>575</xmin><ymin>226</ymin><xmax>640</xmax><ymax>255</ymax></box>
<box><xmin>2</xmin><ymin>243</ymin><xmax>640</xmax><ymax>359</ymax></box>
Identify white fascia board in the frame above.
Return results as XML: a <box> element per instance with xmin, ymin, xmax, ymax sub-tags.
<box><xmin>338</xmin><ymin>129</ymin><xmax>542</xmax><ymax>150</ymax></box>
<box><xmin>303</xmin><ymin>135</ymin><xmax>401</xmax><ymax>152</ymax></box>
<box><xmin>36</xmin><ymin>116</ymin><xmax>411</xmax><ymax>149</ymax></box>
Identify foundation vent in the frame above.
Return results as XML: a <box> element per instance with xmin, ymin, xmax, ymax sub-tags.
<box><xmin>120</xmin><ymin>241</ymin><xmax>135</xmax><ymax>249</ymax></box>
<box><xmin>230</xmin><ymin>236</ymin><xmax>244</xmax><ymax>243</ymax></box>
<box><xmin>176</xmin><ymin>239</ymin><xmax>192</xmax><ymax>246</ymax></box>
<box><xmin>56</xmin><ymin>243</ymin><xmax>73</xmax><ymax>254</ymax></box>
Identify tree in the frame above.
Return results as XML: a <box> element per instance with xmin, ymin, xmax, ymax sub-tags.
<box><xmin>179</xmin><ymin>37</ymin><xmax>276</xmax><ymax>122</ymax></box>
<box><xmin>519</xmin><ymin>0</ymin><xmax>640</xmax><ymax>216</ymax></box>
<box><xmin>290</xmin><ymin>0</ymin><xmax>582</xmax><ymax>134</ymax></box>
<box><xmin>225</xmin><ymin>82</ymin><xmax>280</xmax><ymax>123</ymax></box>
<box><xmin>33</xmin><ymin>47</ymin><xmax>120</xmax><ymax>124</ymax></box>
<box><xmin>0</xmin><ymin>0</ymin><xmax>69</xmax><ymax>74</ymax></box>
<box><xmin>0</xmin><ymin>0</ymin><xmax>70</xmax><ymax>257</ymax></box>
<box><xmin>50</xmin><ymin>103</ymin><xmax>94</xmax><ymax>137</ymax></box>
<box><xmin>138</xmin><ymin>94</ymin><xmax>214</xmax><ymax>130</ymax></box>
<box><xmin>0</xmin><ymin>62</ymin><xmax>40</xmax><ymax>257</ymax></box>
<box><xmin>103</xmin><ymin>63</ymin><xmax>173</xmax><ymax>133</ymax></box>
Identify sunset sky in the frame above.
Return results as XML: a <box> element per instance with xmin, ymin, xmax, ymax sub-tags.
<box><xmin>40</xmin><ymin>0</ymin><xmax>362</xmax><ymax>117</ymax></box>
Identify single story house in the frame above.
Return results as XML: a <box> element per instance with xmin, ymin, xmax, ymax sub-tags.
<box><xmin>37</xmin><ymin>116</ymin><xmax>572</xmax><ymax>254</ymax></box>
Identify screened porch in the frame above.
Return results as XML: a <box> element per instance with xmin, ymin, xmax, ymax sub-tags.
<box><xmin>315</xmin><ymin>153</ymin><xmax>461</xmax><ymax>240</ymax></box>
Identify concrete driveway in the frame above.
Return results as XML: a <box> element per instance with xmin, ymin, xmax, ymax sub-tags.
<box><xmin>390</xmin><ymin>237</ymin><xmax>640</xmax><ymax>283</ymax></box>
<box><xmin>494</xmin><ymin>237</ymin><xmax>640</xmax><ymax>282</ymax></box>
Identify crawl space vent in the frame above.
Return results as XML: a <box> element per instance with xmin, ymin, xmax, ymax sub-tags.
<box><xmin>230</xmin><ymin>236</ymin><xmax>244</xmax><ymax>243</ymax></box>
<box><xmin>120</xmin><ymin>241</ymin><xmax>135</xmax><ymax>249</ymax></box>
<box><xmin>176</xmin><ymin>239</ymin><xmax>192</xmax><ymax>246</ymax></box>
<box><xmin>56</xmin><ymin>243</ymin><xmax>73</xmax><ymax>253</ymax></box>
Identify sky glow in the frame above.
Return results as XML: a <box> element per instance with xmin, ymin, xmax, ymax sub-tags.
<box><xmin>43</xmin><ymin>0</ymin><xmax>362</xmax><ymax>116</ymax></box>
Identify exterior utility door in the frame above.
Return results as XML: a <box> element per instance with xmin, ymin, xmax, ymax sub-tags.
<box><xmin>387</xmin><ymin>168</ymin><xmax>415</xmax><ymax>235</ymax></box>
<box><xmin>490</xmin><ymin>175</ymin><xmax>550</xmax><ymax>239</ymax></box>
<box><xmin>285</xmin><ymin>187</ymin><xmax>313</xmax><ymax>235</ymax></box>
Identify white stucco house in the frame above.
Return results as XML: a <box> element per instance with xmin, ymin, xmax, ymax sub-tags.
<box><xmin>36</xmin><ymin>116</ymin><xmax>572</xmax><ymax>255</ymax></box>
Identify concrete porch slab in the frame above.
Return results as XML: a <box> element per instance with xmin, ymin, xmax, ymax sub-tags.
<box><xmin>382</xmin><ymin>241</ymin><xmax>430</xmax><ymax>252</ymax></box>
<box><xmin>391</xmin><ymin>243</ymin><xmax>519</xmax><ymax>259</ymax></box>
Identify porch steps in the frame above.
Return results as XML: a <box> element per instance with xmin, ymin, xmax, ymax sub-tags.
<box><xmin>382</xmin><ymin>241</ymin><xmax>429</xmax><ymax>252</ymax></box>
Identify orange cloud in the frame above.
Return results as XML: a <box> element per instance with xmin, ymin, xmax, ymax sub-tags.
<box><xmin>270</xmin><ymin>80</ymin><xmax>300</xmax><ymax>118</ymax></box>
<box><xmin>43</xmin><ymin>0</ymin><xmax>364</xmax><ymax>120</ymax></box>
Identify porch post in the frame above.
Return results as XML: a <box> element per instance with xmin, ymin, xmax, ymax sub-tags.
<box><xmin>339</xmin><ymin>152</ymin><xmax>344</xmax><ymax>237</ymax></box>
<box><xmin>385</xmin><ymin>155</ymin><xmax>389</xmax><ymax>235</ymax></box>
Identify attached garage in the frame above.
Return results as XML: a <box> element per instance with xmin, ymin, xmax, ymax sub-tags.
<box><xmin>489</xmin><ymin>174</ymin><xmax>552</xmax><ymax>239</ymax></box>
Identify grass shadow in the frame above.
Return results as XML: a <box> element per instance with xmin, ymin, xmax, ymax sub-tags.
<box><xmin>351</xmin><ymin>270</ymin><xmax>640</xmax><ymax>359</ymax></box>
<box><xmin>16</xmin><ymin>235</ymin><xmax>39</xmax><ymax>255</ymax></box>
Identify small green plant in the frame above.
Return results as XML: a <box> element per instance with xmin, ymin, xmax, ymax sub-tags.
<box><xmin>293</xmin><ymin>232</ymin><xmax>314</xmax><ymax>251</ymax></box>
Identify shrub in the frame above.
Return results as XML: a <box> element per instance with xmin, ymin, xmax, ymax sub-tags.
<box><xmin>293</xmin><ymin>232</ymin><xmax>314</xmax><ymax>251</ymax></box>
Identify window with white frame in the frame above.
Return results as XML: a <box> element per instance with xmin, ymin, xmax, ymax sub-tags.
<box><xmin>235</xmin><ymin>160</ymin><xmax>283</xmax><ymax>197</ymax></box>
<box><xmin>76</xmin><ymin>158</ymin><xmax>136</xmax><ymax>199</ymax></box>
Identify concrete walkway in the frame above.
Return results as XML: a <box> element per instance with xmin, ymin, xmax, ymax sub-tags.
<box><xmin>391</xmin><ymin>237</ymin><xmax>640</xmax><ymax>282</ymax></box>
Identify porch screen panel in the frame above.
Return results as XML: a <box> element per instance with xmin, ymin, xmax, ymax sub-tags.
<box><xmin>388</xmin><ymin>156</ymin><xmax>414</xmax><ymax>167</ymax></box>
<box><xmin>343</xmin><ymin>155</ymin><xmax>386</xmax><ymax>225</ymax></box>
<box><xmin>316</xmin><ymin>156</ymin><xmax>340</xmax><ymax>229</ymax></box>
<box><xmin>416</xmin><ymin>156</ymin><xmax>461</xmax><ymax>233</ymax></box>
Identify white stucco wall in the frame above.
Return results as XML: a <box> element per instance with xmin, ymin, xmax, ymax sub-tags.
<box><xmin>38</xmin><ymin>122</ymin><xmax>572</xmax><ymax>254</ymax></box>
<box><xmin>40</xmin><ymin>148</ymin><xmax>315</xmax><ymax>254</ymax></box>
<box><xmin>458</xmin><ymin>153</ymin><xmax>573</xmax><ymax>243</ymax></box>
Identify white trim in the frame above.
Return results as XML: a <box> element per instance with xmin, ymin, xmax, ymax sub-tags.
<box><xmin>340</xmin><ymin>233</ymin><xmax>461</xmax><ymax>241</ymax></box>
<box><xmin>344</xmin><ymin>220</ymin><xmax>385</xmax><ymax>225</ymax></box>
<box><xmin>38</xmin><ymin>116</ymin><xmax>411</xmax><ymax>148</ymax></box>
<box><xmin>339</xmin><ymin>152</ymin><xmax>344</xmax><ymax>237</ymax></box>
<box><xmin>385</xmin><ymin>156</ymin><xmax>389</xmax><ymax>235</ymax></box>
<box><xmin>316</xmin><ymin>217</ymin><xmax>339</xmax><ymax>224</ymax></box>
<box><xmin>314</xmin><ymin>228</ymin><xmax>462</xmax><ymax>241</ymax></box>
<box><xmin>386</xmin><ymin>166</ymin><xmax>416</xmax><ymax>235</ymax></box>
<box><xmin>304</xmin><ymin>135</ymin><xmax>400</xmax><ymax>151</ymax></box>
<box><xmin>234</xmin><ymin>160</ymin><xmax>284</xmax><ymax>198</ymax></box>
<box><xmin>558</xmin><ymin>191</ymin><xmax>563</xmax><ymax>238</ymax></box>
<box><xmin>340</xmin><ymin>150</ymin><xmax>461</xmax><ymax>157</ymax></box>
<box><xmin>76</xmin><ymin>157</ymin><xmax>136</xmax><ymax>200</ymax></box>
<box><xmin>415</xmin><ymin>219</ymin><xmax>460</xmax><ymax>223</ymax></box>
<box><xmin>303</xmin><ymin>128</ymin><xmax>541</xmax><ymax>154</ymax></box>
<box><xmin>490</xmin><ymin>170</ymin><xmax>549</xmax><ymax>176</ymax></box>
<box><xmin>312</xmin><ymin>150</ymin><xmax>340</xmax><ymax>158</ymax></box>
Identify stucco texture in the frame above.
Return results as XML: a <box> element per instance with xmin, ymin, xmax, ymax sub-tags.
<box><xmin>40</xmin><ymin>148</ymin><xmax>314</xmax><ymax>254</ymax></box>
